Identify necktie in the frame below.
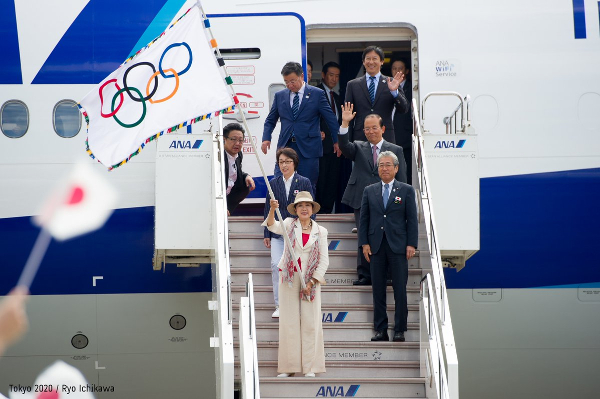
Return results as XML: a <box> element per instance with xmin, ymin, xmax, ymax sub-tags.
<box><xmin>383</xmin><ymin>183</ymin><xmax>390</xmax><ymax>209</ymax></box>
<box><xmin>292</xmin><ymin>92</ymin><xmax>299</xmax><ymax>120</ymax></box>
<box><xmin>329</xmin><ymin>90</ymin><xmax>336</xmax><ymax>114</ymax></box>
<box><xmin>372</xmin><ymin>145</ymin><xmax>378</xmax><ymax>168</ymax></box>
<box><xmin>368</xmin><ymin>76</ymin><xmax>376</xmax><ymax>104</ymax></box>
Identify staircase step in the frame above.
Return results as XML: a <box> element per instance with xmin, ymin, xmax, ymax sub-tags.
<box><xmin>257</xmin><ymin>377</ymin><xmax>426</xmax><ymax>398</ymax></box>
<box><xmin>231</xmin><ymin>286</ymin><xmax>421</xmax><ymax>306</ymax></box>
<box><xmin>232</xmin><ymin>303</ymin><xmax>419</xmax><ymax>324</ymax></box>
<box><xmin>234</xmin><ymin>341</ymin><xmax>420</xmax><ymax>362</ymax></box>
<box><xmin>229</xmin><ymin>214</ymin><xmax>357</xmax><ymax>234</ymax></box>
<box><xmin>230</xmin><ymin>268</ymin><xmax>423</xmax><ymax>288</ymax></box>
<box><xmin>234</xmin><ymin>360</ymin><xmax>420</xmax><ymax>378</ymax></box>
<box><xmin>229</xmin><ymin>250</ymin><xmax>422</xmax><ymax>270</ymax></box>
<box><xmin>233</xmin><ymin>322</ymin><xmax>419</xmax><ymax>342</ymax></box>
<box><xmin>230</xmin><ymin>232</ymin><xmax>427</xmax><ymax>251</ymax></box>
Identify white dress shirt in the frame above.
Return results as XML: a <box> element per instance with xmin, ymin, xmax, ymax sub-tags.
<box><xmin>226</xmin><ymin>151</ymin><xmax>238</xmax><ymax>195</ymax></box>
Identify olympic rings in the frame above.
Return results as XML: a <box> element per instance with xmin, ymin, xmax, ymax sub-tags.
<box><xmin>123</xmin><ymin>62</ymin><xmax>158</xmax><ymax>103</ymax></box>
<box><xmin>111</xmin><ymin>87</ymin><xmax>146</xmax><ymax>128</ymax></box>
<box><xmin>147</xmin><ymin>68</ymin><xmax>179</xmax><ymax>104</ymax></box>
<box><xmin>99</xmin><ymin>41</ymin><xmax>192</xmax><ymax>129</ymax></box>
<box><xmin>159</xmin><ymin>42</ymin><xmax>192</xmax><ymax>79</ymax></box>
<box><xmin>99</xmin><ymin>79</ymin><xmax>124</xmax><ymax>118</ymax></box>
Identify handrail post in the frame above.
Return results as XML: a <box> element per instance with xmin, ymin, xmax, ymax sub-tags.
<box><xmin>414</xmin><ymin>97</ymin><xmax>460</xmax><ymax>399</ymax></box>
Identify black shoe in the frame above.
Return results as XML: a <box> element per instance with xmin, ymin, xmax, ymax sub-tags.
<box><xmin>371</xmin><ymin>330</ymin><xmax>389</xmax><ymax>341</ymax></box>
<box><xmin>353</xmin><ymin>278</ymin><xmax>371</xmax><ymax>286</ymax></box>
<box><xmin>393</xmin><ymin>331</ymin><xmax>405</xmax><ymax>342</ymax></box>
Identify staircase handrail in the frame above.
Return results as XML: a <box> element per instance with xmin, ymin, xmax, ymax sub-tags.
<box><xmin>239</xmin><ymin>273</ymin><xmax>261</xmax><ymax>399</ymax></box>
<box><xmin>213</xmin><ymin>116</ymin><xmax>235</xmax><ymax>398</ymax></box>
<box><xmin>413</xmin><ymin>98</ymin><xmax>459</xmax><ymax>399</ymax></box>
<box><xmin>421</xmin><ymin>274</ymin><xmax>452</xmax><ymax>399</ymax></box>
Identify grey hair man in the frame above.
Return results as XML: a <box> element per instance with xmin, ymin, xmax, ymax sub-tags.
<box><xmin>358</xmin><ymin>150</ymin><xmax>418</xmax><ymax>342</ymax></box>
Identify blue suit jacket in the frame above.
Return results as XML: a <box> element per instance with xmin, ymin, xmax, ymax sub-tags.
<box><xmin>263</xmin><ymin>173</ymin><xmax>314</xmax><ymax>239</ymax></box>
<box><xmin>358</xmin><ymin>179</ymin><xmax>418</xmax><ymax>254</ymax></box>
<box><xmin>262</xmin><ymin>85</ymin><xmax>339</xmax><ymax>159</ymax></box>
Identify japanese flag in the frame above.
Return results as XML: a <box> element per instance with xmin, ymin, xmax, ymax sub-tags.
<box><xmin>34</xmin><ymin>164</ymin><xmax>118</xmax><ymax>241</ymax></box>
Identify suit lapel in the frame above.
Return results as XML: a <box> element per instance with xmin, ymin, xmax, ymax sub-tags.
<box><xmin>293</xmin><ymin>219</ymin><xmax>303</xmax><ymax>250</ymax></box>
<box><xmin>287</xmin><ymin>174</ymin><xmax>299</xmax><ymax>203</ymax></box>
<box><xmin>362</xmin><ymin>142</ymin><xmax>376</xmax><ymax>171</ymax></box>
<box><xmin>359</xmin><ymin>75</ymin><xmax>372</xmax><ymax>103</ymax></box>
<box><xmin>284</xmin><ymin>89</ymin><xmax>293</xmax><ymax>117</ymax></box>
<box><xmin>297</xmin><ymin>85</ymin><xmax>312</xmax><ymax>117</ymax></box>
<box><xmin>304</xmin><ymin>221</ymin><xmax>319</xmax><ymax>248</ymax></box>
<box><xmin>374</xmin><ymin>75</ymin><xmax>388</xmax><ymax>106</ymax></box>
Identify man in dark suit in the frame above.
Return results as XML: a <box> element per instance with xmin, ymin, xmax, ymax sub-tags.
<box><xmin>223</xmin><ymin>122</ymin><xmax>255</xmax><ymax>214</ymax></box>
<box><xmin>339</xmin><ymin>104</ymin><xmax>407</xmax><ymax>286</ymax></box>
<box><xmin>344</xmin><ymin>46</ymin><xmax>409</xmax><ymax>143</ymax></box>
<box><xmin>262</xmin><ymin>62</ymin><xmax>340</xmax><ymax>193</ymax></box>
<box><xmin>392</xmin><ymin>59</ymin><xmax>413</xmax><ymax>185</ymax></box>
<box><xmin>316</xmin><ymin>61</ymin><xmax>343</xmax><ymax>213</ymax></box>
<box><xmin>359</xmin><ymin>151</ymin><xmax>418</xmax><ymax>342</ymax></box>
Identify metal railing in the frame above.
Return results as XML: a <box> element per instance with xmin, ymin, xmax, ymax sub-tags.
<box><xmin>212</xmin><ymin>116</ymin><xmax>235</xmax><ymax>398</ymax></box>
<box><xmin>413</xmin><ymin>97</ymin><xmax>459</xmax><ymax>399</ymax></box>
<box><xmin>239</xmin><ymin>274</ymin><xmax>261</xmax><ymax>399</ymax></box>
<box><xmin>421</xmin><ymin>91</ymin><xmax>471</xmax><ymax>135</ymax></box>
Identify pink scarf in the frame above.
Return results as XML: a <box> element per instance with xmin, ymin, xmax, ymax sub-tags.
<box><xmin>281</xmin><ymin>218</ymin><xmax>320</xmax><ymax>301</ymax></box>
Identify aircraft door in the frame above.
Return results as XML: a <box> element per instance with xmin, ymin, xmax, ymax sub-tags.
<box><xmin>207</xmin><ymin>13</ymin><xmax>305</xmax><ymax>203</ymax></box>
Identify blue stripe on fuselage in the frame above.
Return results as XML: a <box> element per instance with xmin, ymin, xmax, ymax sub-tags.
<box><xmin>0</xmin><ymin>207</ymin><xmax>211</xmax><ymax>295</ymax></box>
<box><xmin>32</xmin><ymin>0</ymin><xmax>168</xmax><ymax>84</ymax></box>
<box><xmin>0</xmin><ymin>0</ymin><xmax>22</xmax><ymax>84</ymax></box>
<box><xmin>445</xmin><ymin>167</ymin><xmax>600</xmax><ymax>289</ymax></box>
<box><xmin>128</xmin><ymin>0</ymin><xmax>188</xmax><ymax>58</ymax></box>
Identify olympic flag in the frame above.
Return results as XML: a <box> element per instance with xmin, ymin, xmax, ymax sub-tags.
<box><xmin>78</xmin><ymin>6</ymin><xmax>234</xmax><ymax>169</ymax></box>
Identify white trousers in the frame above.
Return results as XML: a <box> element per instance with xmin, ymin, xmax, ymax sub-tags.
<box><xmin>270</xmin><ymin>236</ymin><xmax>284</xmax><ymax>307</ymax></box>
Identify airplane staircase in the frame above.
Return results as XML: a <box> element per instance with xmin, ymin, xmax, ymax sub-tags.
<box><xmin>226</xmin><ymin>94</ymin><xmax>469</xmax><ymax>398</ymax></box>
<box><xmin>229</xmin><ymin>213</ymin><xmax>429</xmax><ymax>398</ymax></box>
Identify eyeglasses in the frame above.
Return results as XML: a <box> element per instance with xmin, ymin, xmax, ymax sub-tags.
<box><xmin>226</xmin><ymin>137</ymin><xmax>244</xmax><ymax>144</ymax></box>
<box><xmin>363</xmin><ymin>127</ymin><xmax>381</xmax><ymax>133</ymax></box>
<box><xmin>284</xmin><ymin>78</ymin><xmax>302</xmax><ymax>87</ymax></box>
<box><xmin>364</xmin><ymin>57</ymin><xmax>381</xmax><ymax>63</ymax></box>
<box><xmin>378</xmin><ymin>163</ymin><xmax>396</xmax><ymax>169</ymax></box>
<box><xmin>278</xmin><ymin>160</ymin><xmax>294</xmax><ymax>165</ymax></box>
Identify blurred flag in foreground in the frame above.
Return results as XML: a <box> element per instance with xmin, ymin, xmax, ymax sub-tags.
<box><xmin>9</xmin><ymin>360</ymin><xmax>95</xmax><ymax>399</ymax></box>
<box><xmin>78</xmin><ymin>5</ymin><xmax>234</xmax><ymax>170</ymax></box>
<box><xmin>34</xmin><ymin>164</ymin><xmax>117</xmax><ymax>241</ymax></box>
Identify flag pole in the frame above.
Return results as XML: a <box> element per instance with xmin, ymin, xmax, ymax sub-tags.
<box><xmin>16</xmin><ymin>229</ymin><xmax>52</xmax><ymax>290</ymax></box>
<box><xmin>195</xmin><ymin>1</ymin><xmax>307</xmax><ymax>292</ymax></box>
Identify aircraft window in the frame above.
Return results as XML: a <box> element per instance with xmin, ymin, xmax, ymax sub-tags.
<box><xmin>53</xmin><ymin>100</ymin><xmax>81</xmax><ymax>138</ymax></box>
<box><xmin>218</xmin><ymin>48</ymin><xmax>261</xmax><ymax>60</ymax></box>
<box><xmin>1</xmin><ymin>100</ymin><xmax>29</xmax><ymax>138</ymax></box>
<box><xmin>268</xmin><ymin>84</ymin><xmax>285</xmax><ymax>108</ymax></box>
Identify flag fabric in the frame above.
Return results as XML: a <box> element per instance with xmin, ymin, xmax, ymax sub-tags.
<box><xmin>34</xmin><ymin>164</ymin><xmax>118</xmax><ymax>241</ymax></box>
<box><xmin>78</xmin><ymin>6</ymin><xmax>234</xmax><ymax>170</ymax></box>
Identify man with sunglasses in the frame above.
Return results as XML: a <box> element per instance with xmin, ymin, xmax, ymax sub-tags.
<box><xmin>223</xmin><ymin>122</ymin><xmax>255</xmax><ymax>214</ymax></box>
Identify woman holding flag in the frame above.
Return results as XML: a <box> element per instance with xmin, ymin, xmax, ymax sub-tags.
<box><xmin>262</xmin><ymin>191</ymin><xmax>329</xmax><ymax>377</ymax></box>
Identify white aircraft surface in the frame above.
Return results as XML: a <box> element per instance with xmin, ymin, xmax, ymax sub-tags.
<box><xmin>0</xmin><ymin>0</ymin><xmax>599</xmax><ymax>398</ymax></box>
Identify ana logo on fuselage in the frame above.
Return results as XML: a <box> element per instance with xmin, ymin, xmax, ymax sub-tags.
<box><xmin>434</xmin><ymin>140</ymin><xmax>466</xmax><ymax>149</ymax></box>
<box><xmin>169</xmin><ymin>140</ymin><xmax>203</xmax><ymax>149</ymax></box>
